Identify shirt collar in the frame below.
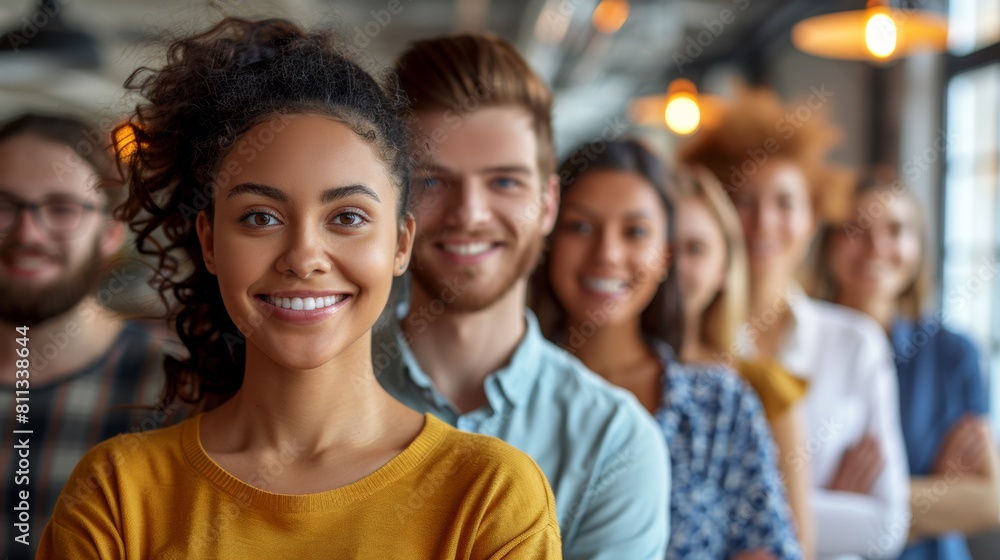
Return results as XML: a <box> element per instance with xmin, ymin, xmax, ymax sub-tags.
<box><xmin>492</xmin><ymin>309</ymin><xmax>545</xmax><ymax>407</ymax></box>
<box><xmin>391</xmin><ymin>308</ymin><xmax>545</xmax><ymax>411</ymax></box>
<box><xmin>777</xmin><ymin>283</ymin><xmax>814</xmax><ymax>362</ymax></box>
<box><xmin>890</xmin><ymin>315</ymin><xmax>912</xmax><ymax>336</ymax></box>
<box><xmin>731</xmin><ymin>283</ymin><xmax>810</xmax><ymax>361</ymax></box>
<box><xmin>889</xmin><ymin>316</ymin><xmax>913</xmax><ymax>352</ymax></box>
<box><xmin>386</xmin><ymin>299</ymin><xmax>437</xmax><ymax>392</ymax></box>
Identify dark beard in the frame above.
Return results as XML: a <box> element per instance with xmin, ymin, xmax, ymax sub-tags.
<box><xmin>409</xmin><ymin>231</ymin><xmax>544</xmax><ymax>314</ymax></box>
<box><xmin>0</xmin><ymin>238</ymin><xmax>104</xmax><ymax>326</ymax></box>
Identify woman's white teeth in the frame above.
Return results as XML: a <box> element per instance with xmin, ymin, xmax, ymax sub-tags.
<box><xmin>442</xmin><ymin>242</ymin><xmax>492</xmax><ymax>256</ymax></box>
<box><xmin>10</xmin><ymin>257</ymin><xmax>51</xmax><ymax>270</ymax></box>
<box><xmin>262</xmin><ymin>295</ymin><xmax>345</xmax><ymax>310</ymax></box>
<box><xmin>750</xmin><ymin>242</ymin><xmax>777</xmax><ymax>255</ymax></box>
<box><xmin>582</xmin><ymin>277</ymin><xmax>626</xmax><ymax>293</ymax></box>
<box><xmin>862</xmin><ymin>263</ymin><xmax>889</xmax><ymax>276</ymax></box>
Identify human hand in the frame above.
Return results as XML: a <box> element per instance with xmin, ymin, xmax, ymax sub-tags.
<box><xmin>933</xmin><ymin>415</ymin><xmax>988</xmax><ymax>476</ymax></box>
<box><xmin>828</xmin><ymin>436</ymin><xmax>884</xmax><ymax>495</ymax></box>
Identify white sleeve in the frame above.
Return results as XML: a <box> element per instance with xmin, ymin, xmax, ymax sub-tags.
<box><xmin>814</xmin><ymin>330</ymin><xmax>910</xmax><ymax>559</ymax></box>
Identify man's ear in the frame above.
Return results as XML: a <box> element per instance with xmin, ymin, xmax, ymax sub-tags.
<box><xmin>540</xmin><ymin>173</ymin><xmax>560</xmax><ymax>236</ymax></box>
<box><xmin>99</xmin><ymin>219</ymin><xmax>126</xmax><ymax>259</ymax></box>
<box><xmin>394</xmin><ymin>212</ymin><xmax>416</xmax><ymax>276</ymax></box>
<box><xmin>195</xmin><ymin>210</ymin><xmax>217</xmax><ymax>275</ymax></box>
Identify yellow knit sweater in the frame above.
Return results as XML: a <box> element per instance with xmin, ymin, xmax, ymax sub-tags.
<box><xmin>37</xmin><ymin>413</ymin><xmax>561</xmax><ymax>559</ymax></box>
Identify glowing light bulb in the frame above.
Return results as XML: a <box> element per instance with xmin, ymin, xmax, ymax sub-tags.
<box><xmin>592</xmin><ymin>0</ymin><xmax>630</xmax><ymax>34</ymax></box>
<box><xmin>865</xmin><ymin>12</ymin><xmax>897</xmax><ymax>59</ymax></box>
<box><xmin>114</xmin><ymin>124</ymin><xmax>138</xmax><ymax>162</ymax></box>
<box><xmin>664</xmin><ymin>93</ymin><xmax>700</xmax><ymax>135</ymax></box>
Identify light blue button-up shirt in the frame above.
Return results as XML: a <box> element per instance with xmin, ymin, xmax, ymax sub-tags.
<box><xmin>374</xmin><ymin>310</ymin><xmax>670</xmax><ymax>560</ymax></box>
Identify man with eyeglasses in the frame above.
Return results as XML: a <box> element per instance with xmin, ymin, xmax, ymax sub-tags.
<box><xmin>0</xmin><ymin>113</ymin><xmax>180</xmax><ymax>559</ymax></box>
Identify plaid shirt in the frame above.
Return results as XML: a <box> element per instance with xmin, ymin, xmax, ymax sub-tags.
<box><xmin>1</xmin><ymin>321</ymin><xmax>183</xmax><ymax>559</ymax></box>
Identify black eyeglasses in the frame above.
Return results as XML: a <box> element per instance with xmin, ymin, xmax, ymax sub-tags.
<box><xmin>0</xmin><ymin>196</ymin><xmax>107</xmax><ymax>237</ymax></box>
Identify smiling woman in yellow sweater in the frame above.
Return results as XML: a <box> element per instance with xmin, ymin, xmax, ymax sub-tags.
<box><xmin>37</xmin><ymin>17</ymin><xmax>560</xmax><ymax>559</ymax></box>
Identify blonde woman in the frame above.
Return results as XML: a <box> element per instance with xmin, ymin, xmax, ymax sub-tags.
<box><xmin>682</xmin><ymin>88</ymin><xmax>909</xmax><ymax>559</ymax></box>
<box><xmin>672</xmin><ymin>167</ymin><xmax>814</xmax><ymax>559</ymax></box>
<box><xmin>813</xmin><ymin>176</ymin><xmax>1000</xmax><ymax>560</ymax></box>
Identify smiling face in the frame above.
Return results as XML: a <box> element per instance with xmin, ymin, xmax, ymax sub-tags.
<box><xmin>407</xmin><ymin>106</ymin><xmax>557</xmax><ymax>312</ymax></box>
<box><xmin>827</xmin><ymin>190</ymin><xmax>922</xmax><ymax>306</ymax></box>
<box><xmin>0</xmin><ymin>134</ymin><xmax>123</xmax><ymax>326</ymax></box>
<box><xmin>547</xmin><ymin>169</ymin><xmax>670</xmax><ymax>329</ymax></box>
<box><xmin>730</xmin><ymin>159</ymin><xmax>815</xmax><ymax>289</ymax></box>
<box><xmin>674</xmin><ymin>196</ymin><xmax>727</xmax><ymax>318</ymax></box>
<box><xmin>195</xmin><ymin>114</ymin><xmax>413</xmax><ymax>371</ymax></box>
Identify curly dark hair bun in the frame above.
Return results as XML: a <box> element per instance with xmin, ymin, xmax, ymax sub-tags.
<box><xmin>228</xmin><ymin>31</ymin><xmax>285</xmax><ymax>68</ymax></box>
<box><xmin>115</xmin><ymin>17</ymin><xmax>412</xmax><ymax>410</ymax></box>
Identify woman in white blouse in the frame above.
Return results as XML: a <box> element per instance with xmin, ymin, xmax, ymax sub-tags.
<box><xmin>681</xmin><ymin>88</ymin><xmax>909</xmax><ymax>560</ymax></box>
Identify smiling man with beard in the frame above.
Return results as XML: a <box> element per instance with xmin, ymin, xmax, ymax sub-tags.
<box><xmin>374</xmin><ymin>35</ymin><xmax>670</xmax><ymax>560</ymax></box>
<box><xmin>0</xmin><ymin>114</ymin><xmax>177</xmax><ymax>559</ymax></box>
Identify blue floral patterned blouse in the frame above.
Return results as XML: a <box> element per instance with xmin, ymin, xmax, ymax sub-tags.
<box><xmin>651</xmin><ymin>340</ymin><xmax>803</xmax><ymax>559</ymax></box>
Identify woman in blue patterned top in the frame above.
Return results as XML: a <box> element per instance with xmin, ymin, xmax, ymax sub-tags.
<box><xmin>812</xmin><ymin>174</ymin><xmax>1000</xmax><ymax>560</ymax></box>
<box><xmin>531</xmin><ymin>139</ymin><xmax>802</xmax><ymax>559</ymax></box>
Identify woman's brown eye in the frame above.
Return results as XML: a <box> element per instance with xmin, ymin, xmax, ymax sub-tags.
<box><xmin>254</xmin><ymin>214</ymin><xmax>271</xmax><ymax>226</ymax></box>
<box><xmin>333</xmin><ymin>212</ymin><xmax>366</xmax><ymax>226</ymax></box>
